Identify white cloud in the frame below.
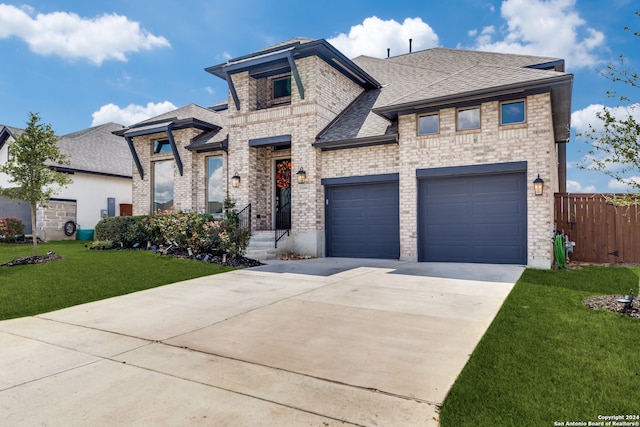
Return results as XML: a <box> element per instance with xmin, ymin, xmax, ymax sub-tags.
<box><xmin>608</xmin><ymin>176</ymin><xmax>640</xmax><ymax>192</ymax></box>
<box><xmin>0</xmin><ymin>4</ymin><xmax>170</xmax><ymax>65</ymax></box>
<box><xmin>566</xmin><ymin>180</ymin><xmax>596</xmax><ymax>192</ymax></box>
<box><xmin>469</xmin><ymin>0</ymin><xmax>604</xmax><ymax>69</ymax></box>
<box><xmin>205</xmin><ymin>86</ymin><xmax>215</xmax><ymax>95</ymax></box>
<box><xmin>91</xmin><ymin>101</ymin><xmax>177</xmax><ymax>126</ymax></box>
<box><xmin>328</xmin><ymin>16</ymin><xmax>439</xmax><ymax>59</ymax></box>
<box><xmin>571</xmin><ymin>103</ymin><xmax>640</xmax><ymax>134</ymax></box>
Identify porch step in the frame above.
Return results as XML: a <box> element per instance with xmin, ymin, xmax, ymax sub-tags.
<box><xmin>245</xmin><ymin>231</ymin><xmax>289</xmax><ymax>261</ymax></box>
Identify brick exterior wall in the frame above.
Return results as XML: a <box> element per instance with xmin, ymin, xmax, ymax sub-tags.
<box><xmin>128</xmin><ymin>52</ymin><xmax>559</xmax><ymax>267</ymax></box>
<box><xmin>396</xmin><ymin>93</ymin><xmax>557</xmax><ymax>265</ymax></box>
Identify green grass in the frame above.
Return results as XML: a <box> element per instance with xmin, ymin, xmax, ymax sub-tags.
<box><xmin>0</xmin><ymin>240</ymin><xmax>235</xmax><ymax>320</ymax></box>
<box><xmin>439</xmin><ymin>266</ymin><xmax>640</xmax><ymax>426</ymax></box>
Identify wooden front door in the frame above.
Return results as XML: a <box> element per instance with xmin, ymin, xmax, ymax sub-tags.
<box><xmin>275</xmin><ymin>159</ymin><xmax>291</xmax><ymax>229</ymax></box>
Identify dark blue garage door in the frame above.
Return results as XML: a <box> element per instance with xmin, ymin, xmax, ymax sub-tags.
<box><xmin>419</xmin><ymin>172</ymin><xmax>526</xmax><ymax>264</ymax></box>
<box><xmin>325</xmin><ymin>179</ymin><xmax>399</xmax><ymax>259</ymax></box>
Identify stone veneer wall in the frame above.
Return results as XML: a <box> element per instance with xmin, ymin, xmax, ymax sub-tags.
<box><xmin>36</xmin><ymin>200</ymin><xmax>77</xmax><ymax>241</ymax></box>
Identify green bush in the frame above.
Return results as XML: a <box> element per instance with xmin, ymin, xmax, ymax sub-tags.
<box><xmin>0</xmin><ymin>217</ymin><xmax>25</xmax><ymax>243</ymax></box>
<box><xmin>94</xmin><ymin>216</ymin><xmax>135</xmax><ymax>244</ymax></box>
<box><xmin>93</xmin><ymin>202</ymin><xmax>250</xmax><ymax>257</ymax></box>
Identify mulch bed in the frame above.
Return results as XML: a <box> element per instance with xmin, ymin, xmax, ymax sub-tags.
<box><xmin>1</xmin><ymin>253</ymin><xmax>63</xmax><ymax>266</ymax></box>
<box><xmin>583</xmin><ymin>295</ymin><xmax>639</xmax><ymax>318</ymax></box>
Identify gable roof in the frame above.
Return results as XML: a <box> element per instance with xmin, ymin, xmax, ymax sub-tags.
<box><xmin>53</xmin><ymin>122</ymin><xmax>132</xmax><ymax>178</ymax></box>
<box><xmin>1</xmin><ymin>123</ymin><xmax>132</xmax><ymax>178</ymax></box>
<box><xmin>317</xmin><ymin>47</ymin><xmax>572</xmax><ymax>146</ymax></box>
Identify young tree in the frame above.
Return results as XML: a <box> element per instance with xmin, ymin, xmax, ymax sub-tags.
<box><xmin>579</xmin><ymin>11</ymin><xmax>640</xmax><ymax>201</ymax></box>
<box><xmin>0</xmin><ymin>113</ymin><xmax>72</xmax><ymax>255</ymax></box>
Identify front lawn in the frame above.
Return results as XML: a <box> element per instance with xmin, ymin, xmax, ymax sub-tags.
<box><xmin>0</xmin><ymin>240</ymin><xmax>235</xmax><ymax>320</ymax></box>
<box><xmin>439</xmin><ymin>266</ymin><xmax>640</xmax><ymax>426</ymax></box>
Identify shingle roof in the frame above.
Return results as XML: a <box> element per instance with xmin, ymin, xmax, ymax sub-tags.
<box><xmin>134</xmin><ymin>103</ymin><xmax>224</xmax><ymax>128</ymax></box>
<box><xmin>53</xmin><ymin>122</ymin><xmax>132</xmax><ymax>177</ymax></box>
<box><xmin>1</xmin><ymin>122</ymin><xmax>132</xmax><ymax>178</ymax></box>
<box><xmin>318</xmin><ymin>48</ymin><xmax>571</xmax><ymax>143</ymax></box>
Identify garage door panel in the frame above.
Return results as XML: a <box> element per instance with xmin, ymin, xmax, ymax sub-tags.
<box><xmin>419</xmin><ymin>172</ymin><xmax>526</xmax><ymax>264</ymax></box>
<box><xmin>326</xmin><ymin>181</ymin><xmax>399</xmax><ymax>259</ymax></box>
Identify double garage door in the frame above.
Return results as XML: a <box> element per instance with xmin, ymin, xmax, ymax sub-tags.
<box><xmin>324</xmin><ymin>168</ymin><xmax>526</xmax><ymax>264</ymax></box>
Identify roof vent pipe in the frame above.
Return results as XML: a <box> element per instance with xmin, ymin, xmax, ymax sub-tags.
<box><xmin>387</xmin><ymin>48</ymin><xmax>390</xmax><ymax>58</ymax></box>
<box><xmin>409</xmin><ymin>38</ymin><xmax>412</xmax><ymax>53</ymax></box>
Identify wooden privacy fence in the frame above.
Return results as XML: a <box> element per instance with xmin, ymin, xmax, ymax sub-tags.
<box><xmin>554</xmin><ymin>193</ymin><xmax>640</xmax><ymax>263</ymax></box>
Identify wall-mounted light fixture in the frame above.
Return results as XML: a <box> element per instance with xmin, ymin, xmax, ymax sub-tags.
<box><xmin>533</xmin><ymin>174</ymin><xmax>544</xmax><ymax>196</ymax></box>
<box><xmin>231</xmin><ymin>172</ymin><xmax>241</xmax><ymax>188</ymax></box>
<box><xmin>296</xmin><ymin>167</ymin><xmax>307</xmax><ymax>184</ymax></box>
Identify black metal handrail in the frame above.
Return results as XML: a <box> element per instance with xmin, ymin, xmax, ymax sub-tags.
<box><xmin>275</xmin><ymin>201</ymin><xmax>290</xmax><ymax>248</ymax></box>
<box><xmin>237</xmin><ymin>203</ymin><xmax>251</xmax><ymax>230</ymax></box>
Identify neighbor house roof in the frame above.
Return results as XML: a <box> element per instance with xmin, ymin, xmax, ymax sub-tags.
<box><xmin>1</xmin><ymin>122</ymin><xmax>132</xmax><ymax>178</ymax></box>
<box><xmin>53</xmin><ymin>122</ymin><xmax>132</xmax><ymax>178</ymax></box>
<box><xmin>316</xmin><ymin>47</ymin><xmax>572</xmax><ymax>148</ymax></box>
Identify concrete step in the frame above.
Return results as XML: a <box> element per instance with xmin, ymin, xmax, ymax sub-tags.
<box><xmin>244</xmin><ymin>248</ymin><xmax>277</xmax><ymax>261</ymax></box>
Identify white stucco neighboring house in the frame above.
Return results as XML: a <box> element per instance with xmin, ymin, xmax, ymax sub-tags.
<box><xmin>0</xmin><ymin>122</ymin><xmax>133</xmax><ymax>240</ymax></box>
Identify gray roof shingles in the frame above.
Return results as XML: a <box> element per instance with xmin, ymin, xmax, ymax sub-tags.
<box><xmin>1</xmin><ymin>122</ymin><xmax>132</xmax><ymax>178</ymax></box>
<box><xmin>54</xmin><ymin>122</ymin><xmax>131</xmax><ymax>177</ymax></box>
<box><xmin>318</xmin><ymin>48</ymin><xmax>569</xmax><ymax>143</ymax></box>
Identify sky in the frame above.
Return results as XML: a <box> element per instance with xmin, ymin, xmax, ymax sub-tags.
<box><xmin>0</xmin><ymin>0</ymin><xmax>638</xmax><ymax>193</ymax></box>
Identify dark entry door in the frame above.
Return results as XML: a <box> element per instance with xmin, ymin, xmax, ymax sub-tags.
<box><xmin>275</xmin><ymin>159</ymin><xmax>291</xmax><ymax>229</ymax></box>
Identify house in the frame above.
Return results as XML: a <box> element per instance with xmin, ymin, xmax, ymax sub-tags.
<box><xmin>116</xmin><ymin>37</ymin><xmax>572</xmax><ymax>267</ymax></box>
<box><xmin>0</xmin><ymin>122</ymin><xmax>133</xmax><ymax>240</ymax></box>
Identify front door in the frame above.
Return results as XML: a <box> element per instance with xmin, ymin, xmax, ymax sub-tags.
<box><xmin>275</xmin><ymin>158</ymin><xmax>291</xmax><ymax>229</ymax></box>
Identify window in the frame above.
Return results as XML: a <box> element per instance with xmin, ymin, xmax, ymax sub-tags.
<box><xmin>153</xmin><ymin>139</ymin><xmax>172</xmax><ymax>154</ymax></box>
<box><xmin>457</xmin><ymin>107</ymin><xmax>480</xmax><ymax>130</ymax></box>
<box><xmin>418</xmin><ymin>113</ymin><xmax>439</xmax><ymax>135</ymax></box>
<box><xmin>273</xmin><ymin>76</ymin><xmax>291</xmax><ymax>100</ymax></box>
<box><xmin>207</xmin><ymin>157</ymin><xmax>223</xmax><ymax>217</ymax></box>
<box><xmin>153</xmin><ymin>160</ymin><xmax>173</xmax><ymax>212</ymax></box>
<box><xmin>501</xmin><ymin>100</ymin><xmax>526</xmax><ymax>125</ymax></box>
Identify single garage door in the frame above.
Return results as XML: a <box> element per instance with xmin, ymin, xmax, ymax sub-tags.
<box><xmin>325</xmin><ymin>175</ymin><xmax>399</xmax><ymax>259</ymax></box>
<box><xmin>418</xmin><ymin>172</ymin><xmax>526</xmax><ymax>264</ymax></box>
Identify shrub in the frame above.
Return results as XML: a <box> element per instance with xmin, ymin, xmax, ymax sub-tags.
<box><xmin>94</xmin><ymin>216</ymin><xmax>134</xmax><ymax>244</ymax></box>
<box><xmin>0</xmin><ymin>217</ymin><xmax>25</xmax><ymax>243</ymax></box>
<box><xmin>93</xmin><ymin>203</ymin><xmax>250</xmax><ymax>257</ymax></box>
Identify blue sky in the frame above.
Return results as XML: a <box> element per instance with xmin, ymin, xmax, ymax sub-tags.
<box><xmin>0</xmin><ymin>0</ymin><xmax>638</xmax><ymax>192</ymax></box>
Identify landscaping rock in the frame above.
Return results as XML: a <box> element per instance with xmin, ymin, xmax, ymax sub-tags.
<box><xmin>1</xmin><ymin>252</ymin><xmax>63</xmax><ymax>266</ymax></box>
<box><xmin>583</xmin><ymin>295</ymin><xmax>639</xmax><ymax>318</ymax></box>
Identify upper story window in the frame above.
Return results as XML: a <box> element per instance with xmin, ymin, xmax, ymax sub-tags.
<box><xmin>256</xmin><ymin>73</ymin><xmax>292</xmax><ymax>110</ymax></box>
<box><xmin>457</xmin><ymin>107</ymin><xmax>480</xmax><ymax>131</ymax></box>
<box><xmin>500</xmin><ymin>100</ymin><xmax>526</xmax><ymax>125</ymax></box>
<box><xmin>153</xmin><ymin>139</ymin><xmax>172</xmax><ymax>154</ymax></box>
<box><xmin>273</xmin><ymin>76</ymin><xmax>291</xmax><ymax>101</ymax></box>
<box><xmin>418</xmin><ymin>113</ymin><xmax>439</xmax><ymax>135</ymax></box>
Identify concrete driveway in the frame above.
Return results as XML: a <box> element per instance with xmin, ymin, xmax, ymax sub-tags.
<box><xmin>0</xmin><ymin>259</ymin><xmax>523</xmax><ymax>426</ymax></box>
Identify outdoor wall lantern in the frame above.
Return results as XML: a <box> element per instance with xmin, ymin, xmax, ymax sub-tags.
<box><xmin>296</xmin><ymin>167</ymin><xmax>307</xmax><ymax>184</ymax></box>
<box><xmin>533</xmin><ymin>174</ymin><xmax>544</xmax><ymax>196</ymax></box>
<box><xmin>231</xmin><ymin>172</ymin><xmax>241</xmax><ymax>188</ymax></box>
